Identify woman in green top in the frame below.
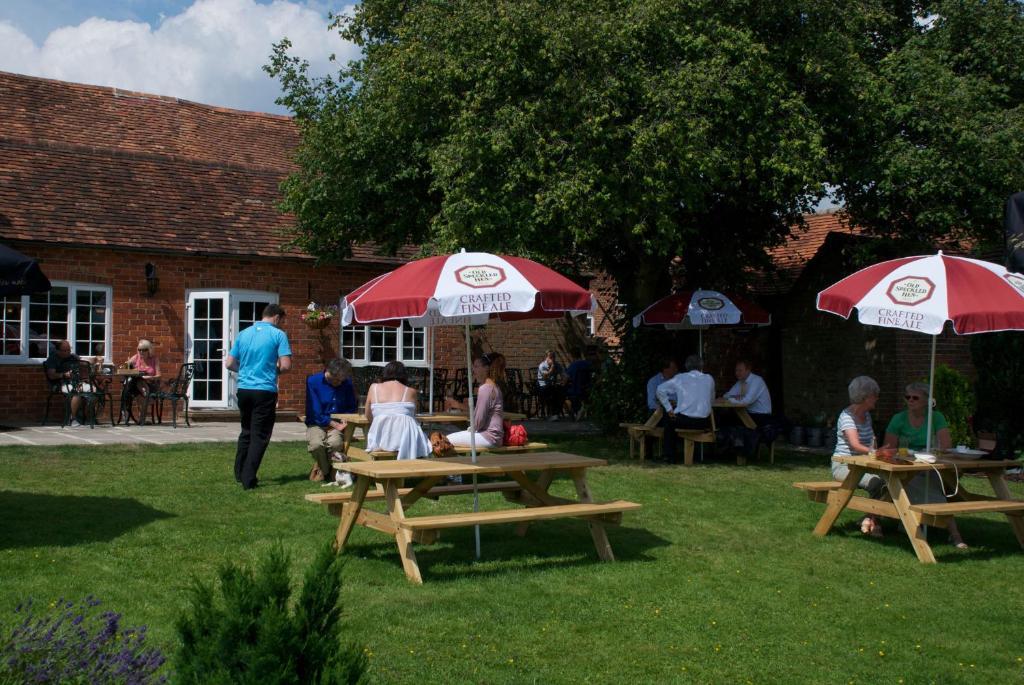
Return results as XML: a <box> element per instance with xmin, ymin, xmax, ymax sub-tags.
<box><xmin>882</xmin><ymin>381</ymin><xmax>966</xmax><ymax>548</ymax></box>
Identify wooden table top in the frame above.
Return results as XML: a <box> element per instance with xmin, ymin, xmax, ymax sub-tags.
<box><xmin>833</xmin><ymin>454</ymin><xmax>1020</xmax><ymax>473</ymax></box>
<box><xmin>713</xmin><ymin>398</ymin><xmax>749</xmax><ymax>409</ymax></box>
<box><xmin>339</xmin><ymin>451</ymin><xmax>606</xmax><ymax>478</ymax></box>
<box><xmin>331</xmin><ymin>411</ymin><xmax>526</xmax><ymax>424</ymax></box>
<box><xmin>115</xmin><ymin>368</ymin><xmax>142</xmax><ymax>376</ymax></box>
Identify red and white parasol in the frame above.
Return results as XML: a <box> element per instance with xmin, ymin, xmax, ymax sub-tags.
<box><xmin>341</xmin><ymin>250</ymin><xmax>595</xmax><ymax>558</ymax></box>
<box><xmin>817</xmin><ymin>251</ymin><xmax>1024</xmax><ymax>451</ymax></box>
<box><xmin>342</xmin><ymin>252</ymin><xmax>594</xmax><ymax>327</ymax></box>
<box><xmin>633</xmin><ymin>289</ymin><xmax>771</xmax><ymax>328</ymax></box>
<box><xmin>633</xmin><ymin>289</ymin><xmax>771</xmax><ymax>358</ymax></box>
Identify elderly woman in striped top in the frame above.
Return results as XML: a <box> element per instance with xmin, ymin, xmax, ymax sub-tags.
<box><xmin>831</xmin><ymin>375</ymin><xmax>886</xmax><ymax>537</ymax></box>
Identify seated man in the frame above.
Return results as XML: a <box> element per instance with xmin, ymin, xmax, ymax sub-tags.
<box><xmin>721</xmin><ymin>359</ymin><xmax>773</xmax><ymax>458</ymax></box>
<box><xmin>655</xmin><ymin>354</ymin><xmax>715</xmax><ymax>463</ymax></box>
<box><xmin>305</xmin><ymin>358</ymin><xmax>357</xmax><ymax>487</ymax></box>
<box><xmin>44</xmin><ymin>340</ymin><xmax>88</xmax><ymax>427</ymax></box>
<box><xmin>646</xmin><ymin>356</ymin><xmax>678</xmax><ymax>411</ymax></box>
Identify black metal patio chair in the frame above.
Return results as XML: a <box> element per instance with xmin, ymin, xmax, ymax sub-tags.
<box><xmin>150</xmin><ymin>362</ymin><xmax>195</xmax><ymax>428</ymax></box>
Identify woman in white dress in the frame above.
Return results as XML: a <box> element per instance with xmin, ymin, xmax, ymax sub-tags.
<box><xmin>364</xmin><ymin>361</ymin><xmax>431</xmax><ymax>460</ymax></box>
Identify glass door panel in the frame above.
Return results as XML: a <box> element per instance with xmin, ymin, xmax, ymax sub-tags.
<box><xmin>187</xmin><ymin>291</ymin><xmax>229</xmax><ymax>408</ymax></box>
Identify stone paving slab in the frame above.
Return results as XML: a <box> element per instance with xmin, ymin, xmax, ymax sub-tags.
<box><xmin>0</xmin><ymin>422</ymin><xmax>308</xmax><ymax>447</ymax></box>
<box><xmin>0</xmin><ymin>418</ymin><xmax>598</xmax><ymax>448</ymax></box>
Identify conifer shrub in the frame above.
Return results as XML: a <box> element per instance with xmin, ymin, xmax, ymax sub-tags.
<box><xmin>174</xmin><ymin>543</ymin><xmax>367</xmax><ymax>684</ymax></box>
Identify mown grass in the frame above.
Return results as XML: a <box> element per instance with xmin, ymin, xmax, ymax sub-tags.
<box><xmin>1</xmin><ymin>437</ymin><xmax>1023</xmax><ymax>683</ymax></box>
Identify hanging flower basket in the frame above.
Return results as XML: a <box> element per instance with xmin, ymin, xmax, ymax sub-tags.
<box><xmin>306</xmin><ymin>317</ymin><xmax>332</xmax><ymax>330</ymax></box>
<box><xmin>303</xmin><ymin>302</ymin><xmax>339</xmax><ymax>330</ymax></box>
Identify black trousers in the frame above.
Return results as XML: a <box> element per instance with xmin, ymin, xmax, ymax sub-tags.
<box><xmin>234</xmin><ymin>389</ymin><xmax>278</xmax><ymax>489</ymax></box>
<box><xmin>660</xmin><ymin>413</ymin><xmax>711</xmax><ymax>463</ymax></box>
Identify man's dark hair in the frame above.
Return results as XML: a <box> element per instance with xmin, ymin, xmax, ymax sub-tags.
<box><xmin>262</xmin><ymin>303</ymin><xmax>286</xmax><ymax>319</ymax></box>
<box><xmin>684</xmin><ymin>354</ymin><xmax>703</xmax><ymax>372</ymax></box>
<box><xmin>660</xmin><ymin>356</ymin><xmax>677</xmax><ymax>371</ymax></box>
<box><xmin>735</xmin><ymin>358</ymin><xmax>752</xmax><ymax>369</ymax></box>
<box><xmin>381</xmin><ymin>360</ymin><xmax>408</xmax><ymax>384</ymax></box>
<box><xmin>326</xmin><ymin>357</ymin><xmax>352</xmax><ymax>380</ymax></box>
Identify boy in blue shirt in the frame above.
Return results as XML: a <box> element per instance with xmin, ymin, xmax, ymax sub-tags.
<box><xmin>225</xmin><ymin>304</ymin><xmax>292</xmax><ymax>489</ymax></box>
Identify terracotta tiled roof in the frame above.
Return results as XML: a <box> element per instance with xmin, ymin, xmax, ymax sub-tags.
<box><xmin>0</xmin><ymin>71</ymin><xmax>412</xmax><ymax>264</ymax></box>
<box><xmin>758</xmin><ymin>211</ymin><xmax>861</xmax><ymax>294</ymax></box>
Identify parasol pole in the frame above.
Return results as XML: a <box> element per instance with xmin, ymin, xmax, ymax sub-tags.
<box><xmin>465</xmin><ymin>322</ymin><xmax>481</xmax><ymax>559</ymax></box>
<box><xmin>428</xmin><ymin>326</ymin><xmax>435</xmax><ymax>413</ymax></box>
<box><xmin>925</xmin><ymin>333</ymin><xmax>937</xmax><ymax>454</ymax></box>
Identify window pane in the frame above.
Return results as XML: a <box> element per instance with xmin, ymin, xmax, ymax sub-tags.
<box><xmin>71</xmin><ymin>288</ymin><xmax>108</xmax><ymax>359</ymax></box>
<box><xmin>210</xmin><ymin>299</ymin><xmax>223</xmax><ymax>318</ymax></box>
<box><xmin>0</xmin><ymin>298</ymin><xmax>21</xmax><ymax>356</ymax></box>
<box><xmin>342</xmin><ymin>327</ymin><xmax>365</xmax><ymax>362</ymax></box>
<box><xmin>401</xmin><ymin>324</ymin><xmax>425</xmax><ymax>362</ymax></box>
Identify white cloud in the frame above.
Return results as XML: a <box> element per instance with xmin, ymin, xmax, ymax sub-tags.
<box><xmin>0</xmin><ymin>0</ymin><xmax>359</xmax><ymax>113</ymax></box>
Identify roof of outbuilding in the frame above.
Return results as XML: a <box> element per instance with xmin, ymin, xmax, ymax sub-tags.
<box><xmin>0</xmin><ymin>71</ymin><xmax>413</xmax><ymax>264</ymax></box>
<box><xmin>756</xmin><ymin>211</ymin><xmax>860</xmax><ymax>294</ymax></box>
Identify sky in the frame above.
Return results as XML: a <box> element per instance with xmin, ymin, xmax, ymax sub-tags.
<box><xmin>0</xmin><ymin>0</ymin><xmax>361</xmax><ymax>114</ymax></box>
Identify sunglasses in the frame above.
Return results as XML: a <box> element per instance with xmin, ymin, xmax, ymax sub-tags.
<box><xmin>904</xmin><ymin>394</ymin><xmax>922</xmax><ymax>401</ymax></box>
<box><xmin>138</xmin><ymin>347</ymin><xmax>150</xmax><ymax>352</ymax></box>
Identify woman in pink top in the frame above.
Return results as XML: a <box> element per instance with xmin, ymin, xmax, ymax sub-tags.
<box><xmin>124</xmin><ymin>338</ymin><xmax>161</xmax><ymax>399</ymax></box>
<box><xmin>445</xmin><ymin>352</ymin><xmax>505</xmax><ymax>447</ymax></box>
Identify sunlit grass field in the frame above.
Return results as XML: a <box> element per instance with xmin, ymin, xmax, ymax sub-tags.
<box><xmin>2</xmin><ymin>437</ymin><xmax>1022</xmax><ymax>683</ymax></box>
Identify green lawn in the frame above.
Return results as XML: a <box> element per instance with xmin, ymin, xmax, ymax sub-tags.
<box><xmin>1</xmin><ymin>437</ymin><xmax>1023</xmax><ymax>683</ymax></box>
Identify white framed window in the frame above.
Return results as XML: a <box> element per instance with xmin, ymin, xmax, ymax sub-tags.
<box><xmin>341</xmin><ymin>322</ymin><xmax>426</xmax><ymax>366</ymax></box>
<box><xmin>0</xmin><ymin>283</ymin><xmax>112</xmax><ymax>363</ymax></box>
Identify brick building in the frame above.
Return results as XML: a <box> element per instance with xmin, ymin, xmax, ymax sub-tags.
<box><xmin>0</xmin><ymin>72</ymin><xmax>617</xmax><ymax>423</ymax></box>
<box><xmin>0</xmin><ymin>71</ymin><xmax>979</xmax><ymax>427</ymax></box>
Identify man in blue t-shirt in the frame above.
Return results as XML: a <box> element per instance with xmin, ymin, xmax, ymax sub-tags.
<box><xmin>305</xmin><ymin>357</ymin><xmax>357</xmax><ymax>487</ymax></box>
<box><xmin>225</xmin><ymin>303</ymin><xmax>292</xmax><ymax>489</ymax></box>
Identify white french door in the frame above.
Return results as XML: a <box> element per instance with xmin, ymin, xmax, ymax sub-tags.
<box><xmin>186</xmin><ymin>289</ymin><xmax>277</xmax><ymax>408</ymax></box>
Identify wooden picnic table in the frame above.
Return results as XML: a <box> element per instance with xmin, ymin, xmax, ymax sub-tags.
<box><xmin>306</xmin><ymin>451</ymin><xmax>641</xmax><ymax>583</ymax></box>
<box><xmin>331</xmin><ymin>410</ymin><xmax>527</xmax><ymax>453</ymax></box>
<box><xmin>798</xmin><ymin>454</ymin><xmax>1024</xmax><ymax>563</ymax></box>
<box><xmin>711</xmin><ymin>398</ymin><xmax>757</xmax><ymax>429</ymax></box>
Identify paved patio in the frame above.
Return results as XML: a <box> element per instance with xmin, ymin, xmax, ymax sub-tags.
<box><xmin>0</xmin><ymin>418</ymin><xmax>598</xmax><ymax>447</ymax></box>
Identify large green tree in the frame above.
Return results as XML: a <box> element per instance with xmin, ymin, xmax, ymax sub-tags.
<box><xmin>266</xmin><ymin>0</ymin><xmax>1024</xmax><ymax>305</ymax></box>
<box><xmin>838</xmin><ymin>0</ymin><xmax>1024</xmax><ymax>251</ymax></box>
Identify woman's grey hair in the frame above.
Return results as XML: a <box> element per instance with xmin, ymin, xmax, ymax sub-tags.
<box><xmin>905</xmin><ymin>381</ymin><xmax>930</xmax><ymax>399</ymax></box>
<box><xmin>684</xmin><ymin>354</ymin><xmax>703</xmax><ymax>372</ymax></box>
<box><xmin>848</xmin><ymin>375</ymin><xmax>880</xmax><ymax>404</ymax></box>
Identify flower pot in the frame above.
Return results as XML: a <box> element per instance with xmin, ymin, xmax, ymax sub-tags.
<box><xmin>806</xmin><ymin>427</ymin><xmax>824</xmax><ymax>448</ymax></box>
<box><xmin>305</xmin><ymin>318</ymin><xmax>332</xmax><ymax>330</ymax></box>
<box><xmin>789</xmin><ymin>426</ymin><xmax>805</xmax><ymax>446</ymax></box>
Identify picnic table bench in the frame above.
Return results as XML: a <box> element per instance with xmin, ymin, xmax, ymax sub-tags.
<box><xmin>306</xmin><ymin>451</ymin><xmax>641</xmax><ymax>583</ymax></box>
<box><xmin>796</xmin><ymin>454</ymin><xmax>1024</xmax><ymax>563</ymax></box>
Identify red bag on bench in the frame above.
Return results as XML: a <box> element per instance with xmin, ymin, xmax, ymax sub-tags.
<box><xmin>504</xmin><ymin>421</ymin><xmax>528</xmax><ymax>447</ymax></box>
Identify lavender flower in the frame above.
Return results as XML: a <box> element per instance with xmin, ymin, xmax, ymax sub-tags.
<box><xmin>0</xmin><ymin>597</ymin><xmax>168</xmax><ymax>684</ymax></box>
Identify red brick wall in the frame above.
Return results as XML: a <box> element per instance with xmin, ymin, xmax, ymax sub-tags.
<box><xmin>0</xmin><ymin>245</ymin><xmax>608</xmax><ymax>421</ymax></box>
<box><xmin>778</xmin><ymin>240</ymin><xmax>974</xmax><ymax>429</ymax></box>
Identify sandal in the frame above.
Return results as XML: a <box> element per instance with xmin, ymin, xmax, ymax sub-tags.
<box><xmin>951</xmin><ymin>538</ymin><xmax>969</xmax><ymax>550</ymax></box>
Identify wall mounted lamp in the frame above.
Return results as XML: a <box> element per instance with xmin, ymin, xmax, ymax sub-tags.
<box><xmin>145</xmin><ymin>262</ymin><xmax>159</xmax><ymax>296</ymax></box>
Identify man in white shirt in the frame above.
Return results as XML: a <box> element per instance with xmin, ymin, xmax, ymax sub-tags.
<box><xmin>721</xmin><ymin>359</ymin><xmax>773</xmax><ymax>458</ymax></box>
<box><xmin>655</xmin><ymin>354</ymin><xmax>715</xmax><ymax>463</ymax></box>
<box><xmin>723</xmin><ymin>359</ymin><xmax>771</xmax><ymax>417</ymax></box>
<box><xmin>646</xmin><ymin>357</ymin><xmax>678</xmax><ymax>411</ymax></box>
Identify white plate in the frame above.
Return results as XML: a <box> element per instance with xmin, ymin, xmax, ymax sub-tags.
<box><xmin>950</xmin><ymin>447</ymin><xmax>987</xmax><ymax>459</ymax></box>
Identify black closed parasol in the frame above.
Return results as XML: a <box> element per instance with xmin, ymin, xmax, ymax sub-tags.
<box><xmin>0</xmin><ymin>244</ymin><xmax>51</xmax><ymax>296</ymax></box>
